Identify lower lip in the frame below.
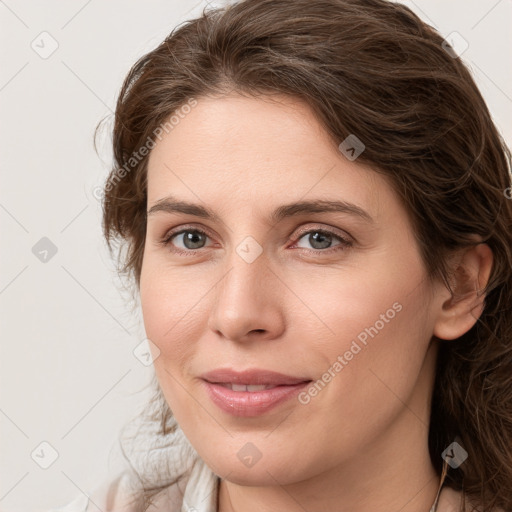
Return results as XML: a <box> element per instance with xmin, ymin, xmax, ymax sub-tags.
<box><xmin>202</xmin><ymin>380</ymin><xmax>311</xmax><ymax>417</ymax></box>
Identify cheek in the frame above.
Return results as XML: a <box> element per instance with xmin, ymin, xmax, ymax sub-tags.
<box><xmin>288</xmin><ymin>275</ymin><xmax>434</xmax><ymax>462</ymax></box>
<box><xmin>299</xmin><ymin>272</ymin><xmax>433</xmax><ymax>412</ymax></box>
<box><xmin>288</xmin><ymin>256</ymin><xmax>426</xmax><ymax>346</ymax></box>
<box><xmin>140</xmin><ymin>268</ymin><xmax>205</xmax><ymax>421</ymax></box>
<box><xmin>139</xmin><ymin>260</ymin><xmax>213</xmax><ymax>372</ymax></box>
<box><xmin>289</xmin><ymin>253</ymin><xmax>433</xmax><ymax>394</ymax></box>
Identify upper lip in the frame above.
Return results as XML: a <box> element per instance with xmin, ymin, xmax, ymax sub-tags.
<box><xmin>200</xmin><ymin>368</ymin><xmax>311</xmax><ymax>386</ymax></box>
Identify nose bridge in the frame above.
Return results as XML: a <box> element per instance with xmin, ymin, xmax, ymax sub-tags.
<box><xmin>217</xmin><ymin>224</ymin><xmax>269</xmax><ymax>294</ymax></box>
<box><xmin>218</xmin><ymin>240</ymin><xmax>270</xmax><ymax>310</ymax></box>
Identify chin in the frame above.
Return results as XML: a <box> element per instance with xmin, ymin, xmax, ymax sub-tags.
<box><xmin>217</xmin><ymin>467</ymin><xmax>287</xmax><ymax>487</ymax></box>
<box><xmin>208</xmin><ymin>450</ymin><xmax>313</xmax><ymax>486</ymax></box>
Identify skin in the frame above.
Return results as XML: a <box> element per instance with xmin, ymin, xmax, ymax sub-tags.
<box><xmin>139</xmin><ymin>92</ymin><xmax>493</xmax><ymax>512</ymax></box>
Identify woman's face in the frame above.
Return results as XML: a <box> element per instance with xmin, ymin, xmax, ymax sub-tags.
<box><xmin>140</xmin><ymin>93</ymin><xmax>444</xmax><ymax>486</ymax></box>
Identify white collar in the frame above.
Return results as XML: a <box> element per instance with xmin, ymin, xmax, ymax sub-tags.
<box><xmin>180</xmin><ymin>458</ymin><xmax>219</xmax><ymax>512</ymax></box>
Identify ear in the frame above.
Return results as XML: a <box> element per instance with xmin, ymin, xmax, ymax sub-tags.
<box><xmin>433</xmin><ymin>243</ymin><xmax>494</xmax><ymax>341</ymax></box>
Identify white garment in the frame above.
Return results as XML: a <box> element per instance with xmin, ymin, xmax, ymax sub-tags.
<box><xmin>47</xmin><ymin>414</ymin><xmax>220</xmax><ymax>512</ymax></box>
<box><xmin>46</xmin><ymin>459</ymin><xmax>219</xmax><ymax>512</ymax></box>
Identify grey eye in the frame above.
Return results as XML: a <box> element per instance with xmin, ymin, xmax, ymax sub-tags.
<box><xmin>296</xmin><ymin>230</ymin><xmax>341</xmax><ymax>250</ymax></box>
<box><xmin>173</xmin><ymin>230</ymin><xmax>209</xmax><ymax>250</ymax></box>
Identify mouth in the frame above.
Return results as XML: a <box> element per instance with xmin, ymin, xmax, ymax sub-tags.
<box><xmin>199</xmin><ymin>368</ymin><xmax>312</xmax><ymax>417</ymax></box>
<box><xmin>200</xmin><ymin>367</ymin><xmax>311</xmax><ymax>386</ymax></box>
<box><xmin>212</xmin><ymin>383</ymin><xmax>286</xmax><ymax>392</ymax></box>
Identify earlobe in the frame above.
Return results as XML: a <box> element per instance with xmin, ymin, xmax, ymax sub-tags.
<box><xmin>433</xmin><ymin>243</ymin><xmax>493</xmax><ymax>341</ymax></box>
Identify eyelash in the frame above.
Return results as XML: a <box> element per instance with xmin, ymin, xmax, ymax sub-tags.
<box><xmin>158</xmin><ymin>224</ymin><xmax>353</xmax><ymax>257</ymax></box>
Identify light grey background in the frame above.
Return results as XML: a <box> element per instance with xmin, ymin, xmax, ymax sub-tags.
<box><xmin>1</xmin><ymin>1</ymin><xmax>511</xmax><ymax>511</ymax></box>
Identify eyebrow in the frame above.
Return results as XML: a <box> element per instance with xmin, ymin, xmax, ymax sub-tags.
<box><xmin>147</xmin><ymin>195</ymin><xmax>374</xmax><ymax>224</ymax></box>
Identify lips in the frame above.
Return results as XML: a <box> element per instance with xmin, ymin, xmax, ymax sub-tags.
<box><xmin>200</xmin><ymin>368</ymin><xmax>312</xmax><ymax>417</ymax></box>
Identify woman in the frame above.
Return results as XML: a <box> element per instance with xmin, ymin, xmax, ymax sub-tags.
<box><xmin>52</xmin><ymin>0</ymin><xmax>512</xmax><ymax>510</ymax></box>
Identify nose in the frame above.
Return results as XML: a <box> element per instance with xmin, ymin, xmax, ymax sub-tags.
<box><xmin>207</xmin><ymin>248</ymin><xmax>286</xmax><ymax>343</ymax></box>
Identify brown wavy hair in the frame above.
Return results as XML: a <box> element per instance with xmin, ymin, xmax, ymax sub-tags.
<box><xmin>96</xmin><ymin>0</ymin><xmax>512</xmax><ymax>510</ymax></box>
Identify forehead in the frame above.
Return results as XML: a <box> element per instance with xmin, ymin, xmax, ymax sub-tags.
<box><xmin>145</xmin><ymin>93</ymin><xmax>391</xmax><ymax>219</ymax></box>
